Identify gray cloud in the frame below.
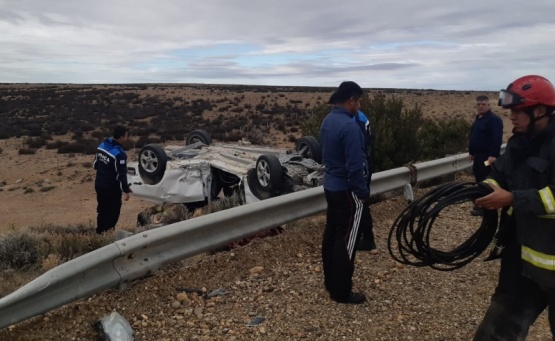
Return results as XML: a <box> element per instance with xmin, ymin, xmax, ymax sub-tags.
<box><xmin>1</xmin><ymin>0</ymin><xmax>555</xmax><ymax>89</ymax></box>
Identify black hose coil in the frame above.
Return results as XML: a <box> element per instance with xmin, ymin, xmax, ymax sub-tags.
<box><xmin>387</xmin><ymin>182</ymin><xmax>498</xmax><ymax>271</ymax></box>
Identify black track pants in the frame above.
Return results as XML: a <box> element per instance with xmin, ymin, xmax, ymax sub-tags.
<box><xmin>322</xmin><ymin>190</ymin><xmax>368</xmax><ymax>299</ymax></box>
<box><xmin>96</xmin><ymin>188</ymin><xmax>122</xmax><ymax>234</ymax></box>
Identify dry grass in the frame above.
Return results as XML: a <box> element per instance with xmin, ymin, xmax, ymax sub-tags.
<box><xmin>0</xmin><ymin>196</ymin><xmax>245</xmax><ymax>298</ymax></box>
<box><xmin>0</xmin><ymin>223</ymin><xmax>114</xmax><ymax>297</ymax></box>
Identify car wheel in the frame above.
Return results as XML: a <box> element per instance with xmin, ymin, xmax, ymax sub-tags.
<box><xmin>296</xmin><ymin>136</ymin><xmax>322</xmax><ymax>163</ymax></box>
<box><xmin>187</xmin><ymin>129</ymin><xmax>212</xmax><ymax>145</ymax></box>
<box><xmin>138</xmin><ymin>144</ymin><xmax>167</xmax><ymax>185</ymax></box>
<box><xmin>256</xmin><ymin>154</ymin><xmax>283</xmax><ymax>191</ymax></box>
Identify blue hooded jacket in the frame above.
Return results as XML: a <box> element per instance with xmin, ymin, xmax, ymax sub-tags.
<box><xmin>320</xmin><ymin>106</ymin><xmax>369</xmax><ymax>198</ymax></box>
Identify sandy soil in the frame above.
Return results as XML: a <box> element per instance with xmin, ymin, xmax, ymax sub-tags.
<box><xmin>0</xmin><ymin>138</ymin><xmax>151</xmax><ymax>233</ymax></box>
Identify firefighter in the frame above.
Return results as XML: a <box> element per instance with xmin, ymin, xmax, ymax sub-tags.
<box><xmin>473</xmin><ymin>75</ymin><xmax>555</xmax><ymax>340</ymax></box>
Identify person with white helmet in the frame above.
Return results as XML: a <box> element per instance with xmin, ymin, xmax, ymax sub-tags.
<box><xmin>473</xmin><ymin>75</ymin><xmax>555</xmax><ymax>339</ymax></box>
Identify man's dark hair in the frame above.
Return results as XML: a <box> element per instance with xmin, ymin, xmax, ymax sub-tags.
<box><xmin>328</xmin><ymin>81</ymin><xmax>363</xmax><ymax>104</ymax></box>
<box><xmin>476</xmin><ymin>95</ymin><xmax>489</xmax><ymax>102</ymax></box>
<box><xmin>113</xmin><ymin>126</ymin><xmax>128</xmax><ymax>139</ymax></box>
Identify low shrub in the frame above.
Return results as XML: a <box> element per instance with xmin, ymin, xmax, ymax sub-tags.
<box><xmin>57</xmin><ymin>139</ymin><xmax>98</xmax><ymax>154</ymax></box>
<box><xmin>301</xmin><ymin>94</ymin><xmax>471</xmax><ymax>171</ymax></box>
<box><xmin>18</xmin><ymin>148</ymin><xmax>36</xmax><ymax>155</ymax></box>
<box><xmin>418</xmin><ymin>118</ymin><xmax>470</xmax><ymax>159</ymax></box>
<box><xmin>0</xmin><ymin>232</ymin><xmax>41</xmax><ymax>271</ymax></box>
<box><xmin>39</xmin><ymin>186</ymin><xmax>56</xmax><ymax>192</ymax></box>
<box><xmin>46</xmin><ymin>140</ymin><xmax>67</xmax><ymax>150</ymax></box>
<box><xmin>25</xmin><ymin>136</ymin><xmax>49</xmax><ymax>149</ymax></box>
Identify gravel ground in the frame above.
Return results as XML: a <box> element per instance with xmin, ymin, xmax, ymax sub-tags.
<box><xmin>0</xmin><ymin>192</ymin><xmax>552</xmax><ymax>341</ymax></box>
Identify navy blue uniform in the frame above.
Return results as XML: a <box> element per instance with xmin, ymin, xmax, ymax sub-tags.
<box><xmin>469</xmin><ymin>110</ymin><xmax>503</xmax><ymax>182</ymax></box>
<box><xmin>93</xmin><ymin>137</ymin><xmax>130</xmax><ymax>234</ymax></box>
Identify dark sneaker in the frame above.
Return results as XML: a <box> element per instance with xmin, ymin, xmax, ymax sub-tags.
<box><xmin>358</xmin><ymin>239</ymin><xmax>377</xmax><ymax>251</ymax></box>
<box><xmin>331</xmin><ymin>292</ymin><xmax>366</xmax><ymax>304</ymax></box>
<box><xmin>471</xmin><ymin>207</ymin><xmax>485</xmax><ymax>216</ymax></box>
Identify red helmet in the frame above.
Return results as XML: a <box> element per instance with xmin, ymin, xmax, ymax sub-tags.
<box><xmin>498</xmin><ymin>75</ymin><xmax>555</xmax><ymax>109</ymax></box>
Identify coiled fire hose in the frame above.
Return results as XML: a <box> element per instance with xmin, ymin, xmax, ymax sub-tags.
<box><xmin>387</xmin><ymin>182</ymin><xmax>499</xmax><ymax>271</ymax></box>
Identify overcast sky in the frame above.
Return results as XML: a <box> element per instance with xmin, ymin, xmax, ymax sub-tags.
<box><xmin>1</xmin><ymin>1</ymin><xmax>554</xmax><ymax>90</ymax></box>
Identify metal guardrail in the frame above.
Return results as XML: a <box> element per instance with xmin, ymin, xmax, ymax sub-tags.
<box><xmin>0</xmin><ymin>149</ymin><xmax>499</xmax><ymax>329</ymax></box>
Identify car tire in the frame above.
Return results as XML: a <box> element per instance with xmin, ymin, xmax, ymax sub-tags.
<box><xmin>255</xmin><ymin>154</ymin><xmax>283</xmax><ymax>192</ymax></box>
<box><xmin>296</xmin><ymin>136</ymin><xmax>322</xmax><ymax>163</ymax></box>
<box><xmin>138</xmin><ymin>144</ymin><xmax>167</xmax><ymax>185</ymax></box>
<box><xmin>187</xmin><ymin>129</ymin><xmax>212</xmax><ymax>145</ymax></box>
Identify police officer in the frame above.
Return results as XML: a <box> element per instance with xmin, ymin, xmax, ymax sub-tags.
<box><xmin>473</xmin><ymin>75</ymin><xmax>555</xmax><ymax>340</ymax></box>
<box><xmin>93</xmin><ymin>126</ymin><xmax>132</xmax><ymax>234</ymax></box>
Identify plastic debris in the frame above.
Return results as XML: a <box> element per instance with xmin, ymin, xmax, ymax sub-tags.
<box><xmin>95</xmin><ymin>311</ymin><xmax>134</xmax><ymax>341</ymax></box>
<box><xmin>247</xmin><ymin>316</ymin><xmax>265</xmax><ymax>326</ymax></box>
<box><xmin>207</xmin><ymin>287</ymin><xmax>231</xmax><ymax>298</ymax></box>
<box><xmin>115</xmin><ymin>230</ymin><xmax>134</xmax><ymax>241</ymax></box>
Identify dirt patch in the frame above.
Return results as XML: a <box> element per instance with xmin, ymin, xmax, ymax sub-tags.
<box><xmin>0</xmin><ymin>138</ymin><xmax>152</xmax><ymax>233</ymax></box>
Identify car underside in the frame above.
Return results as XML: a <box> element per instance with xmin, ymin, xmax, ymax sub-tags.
<box><xmin>126</xmin><ymin>129</ymin><xmax>324</xmax><ymax>209</ymax></box>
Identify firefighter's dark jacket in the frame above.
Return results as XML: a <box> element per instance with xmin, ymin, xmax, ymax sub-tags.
<box><xmin>93</xmin><ymin>137</ymin><xmax>131</xmax><ymax>193</ymax></box>
<box><xmin>485</xmin><ymin>117</ymin><xmax>555</xmax><ymax>286</ymax></box>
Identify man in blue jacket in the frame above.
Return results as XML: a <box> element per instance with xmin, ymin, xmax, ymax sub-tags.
<box><xmin>320</xmin><ymin>81</ymin><xmax>370</xmax><ymax>304</ymax></box>
<box><xmin>93</xmin><ymin>126</ymin><xmax>132</xmax><ymax>234</ymax></box>
<box><xmin>468</xmin><ymin>95</ymin><xmax>503</xmax><ymax>215</ymax></box>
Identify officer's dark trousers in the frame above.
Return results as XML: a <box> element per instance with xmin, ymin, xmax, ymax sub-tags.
<box><xmin>360</xmin><ymin>200</ymin><xmax>375</xmax><ymax>242</ymax></box>
<box><xmin>474</xmin><ymin>241</ymin><xmax>555</xmax><ymax>340</ymax></box>
<box><xmin>96</xmin><ymin>188</ymin><xmax>122</xmax><ymax>234</ymax></box>
<box><xmin>322</xmin><ymin>190</ymin><xmax>369</xmax><ymax>299</ymax></box>
<box><xmin>360</xmin><ymin>175</ymin><xmax>375</xmax><ymax>243</ymax></box>
<box><xmin>472</xmin><ymin>153</ymin><xmax>491</xmax><ymax>182</ymax></box>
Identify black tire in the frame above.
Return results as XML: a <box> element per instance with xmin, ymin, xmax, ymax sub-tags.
<box><xmin>255</xmin><ymin>154</ymin><xmax>283</xmax><ymax>192</ymax></box>
<box><xmin>186</xmin><ymin>129</ymin><xmax>212</xmax><ymax>145</ymax></box>
<box><xmin>138</xmin><ymin>144</ymin><xmax>167</xmax><ymax>185</ymax></box>
<box><xmin>296</xmin><ymin>136</ymin><xmax>322</xmax><ymax>163</ymax></box>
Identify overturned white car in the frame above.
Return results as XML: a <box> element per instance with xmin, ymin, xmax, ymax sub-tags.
<box><xmin>127</xmin><ymin>129</ymin><xmax>324</xmax><ymax>208</ymax></box>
